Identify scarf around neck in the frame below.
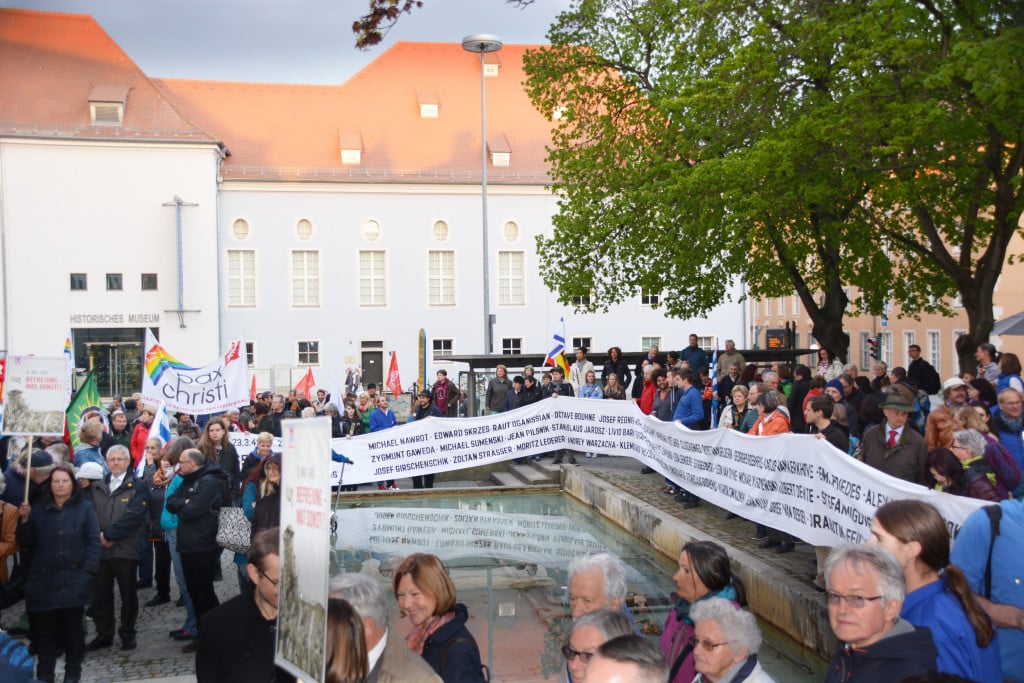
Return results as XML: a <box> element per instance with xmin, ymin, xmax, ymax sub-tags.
<box><xmin>405</xmin><ymin>610</ymin><xmax>455</xmax><ymax>654</ymax></box>
<box><xmin>673</xmin><ymin>583</ymin><xmax>737</xmax><ymax>623</ymax></box>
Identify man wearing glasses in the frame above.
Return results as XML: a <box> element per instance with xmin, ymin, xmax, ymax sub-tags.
<box><xmin>823</xmin><ymin>545</ymin><xmax>936</xmax><ymax>682</ymax></box>
<box><xmin>196</xmin><ymin>528</ymin><xmax>291</xmax><ymax>682</ymax></box>
<box><xmin>991</xmin><ymin>388</ymin><xmax>1024</xmax><ymax>497</ymax></box>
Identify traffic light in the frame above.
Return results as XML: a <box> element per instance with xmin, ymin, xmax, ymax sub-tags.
<box><xmin>868</xmin><ymin>336</ymin><xmax>880</xmax><ymax>360</ymax></box>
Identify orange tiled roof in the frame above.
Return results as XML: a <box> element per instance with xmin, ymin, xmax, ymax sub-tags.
<box><xmin>0</xmin><ymin>9</ymin><xmax>217</xmax><ymax>143</ymax></box>
<box><xmin>157</xmin><ymin>42</ymin><xmax>554</xmax><ymax>184</ymax></box>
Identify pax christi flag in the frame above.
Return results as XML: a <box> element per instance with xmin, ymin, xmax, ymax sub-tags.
<box><xmin>386</xmin><ymin>352</ymin><xmax>402</xmax><ymax>397</ymax></box>
<box><xmin>544</xmin><ymin>316</ymin><xmax>571</xmax><ymax>377</ymax></box>
<box><xmin>294</xmin><ymin>367</ymin><xmax>316</xmax><ymax>400</ymax></box>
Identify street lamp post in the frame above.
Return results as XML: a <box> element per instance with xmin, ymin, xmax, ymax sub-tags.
<box><xmin>462</xmin><ymin>34</ymin><xmax>502</xmax><ymax>357</ymax></box>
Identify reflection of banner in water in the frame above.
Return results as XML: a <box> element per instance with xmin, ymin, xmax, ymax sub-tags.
<box><xmin>230</xmin><ymin>397</ymin><xmax>985</xmax><ymax>547</ymax></box>
<box><xmin>334</xmin><ymin>507</ymin><xmax>607</xmax><ymax>564</ymax></box>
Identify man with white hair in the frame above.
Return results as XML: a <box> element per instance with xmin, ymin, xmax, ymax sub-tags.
<box><xmin>823</xmin><ymin>545</ymin><xmax>936</xmax><ymax>681</ymax></box>
<box><xmin>567</xmin><ymin>553</ymin><xmax>639</xmax><ymax>632</ymax></box>
<box><xmin>329</xmin><ymin>573</ymin><xmax>441</xmax><ymax>682</ymax></box>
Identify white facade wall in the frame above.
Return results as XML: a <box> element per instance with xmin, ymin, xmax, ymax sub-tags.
<box><xmin>0</xmin><ymin>138</ymin><xmax>223</xmax><ymax>367</ymax></box>
<box><xmin>219</xmin><ymin>181</ymin><xmax>745</xmax><ymax>393</ymax></box>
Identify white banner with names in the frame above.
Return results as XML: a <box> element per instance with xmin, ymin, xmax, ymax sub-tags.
<box><xmin>231</xmin><ymin>397</ymin><xmax>984</xmax><ymax>548</ymax></box>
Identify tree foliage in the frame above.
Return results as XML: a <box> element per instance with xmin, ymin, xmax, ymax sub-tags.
<box><xmin>353</xmin><ymin>0</ymin><xmax>535</xmax><ymax>48</ymax></box>
<box><xmin>524</xmin><ymin>0</ymin><xmax>1023</xmax><ymax>368</ymax></box>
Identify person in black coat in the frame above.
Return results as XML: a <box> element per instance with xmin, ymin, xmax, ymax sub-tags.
<box><xmin>16</xmin><ymin>463</ymin><xmax>101</xmax><ymax>683</ymax></box>
<box><xmin>394</xmin><ymin>553</ymin><xmax>485</xmax><ymax>683</ymax></box>
<box><xmin>787</xmin><ymin>365</ymin><xmax>812</xmax><ymax>433</ymax></box>
<box><xmin>601</xmin><ymin>346</ymin><xmax>632</xmax><ymax>394</ymax></box>
<box><xmin>164</xmin><ymin>450</ymin><xmax>230</xmax><ymax>626</ymax></box>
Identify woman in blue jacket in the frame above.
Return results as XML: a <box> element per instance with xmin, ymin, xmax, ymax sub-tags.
<box><xmin>870</xmin><ymin>499</ymin><xmax>1001</xmax><ymax>682</ymax></box>
<box><xmin>16</xmin><ymin>463</ymin><xmax>100</xmax><ymax>683</ymax></box>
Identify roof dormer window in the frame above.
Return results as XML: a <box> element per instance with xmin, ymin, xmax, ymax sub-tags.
<box><xmin>339</xmin><ymin>129</ymin><xmax>363</xmax><ymax>165</ymax></box>
<box><xmin>488</xmin><ymin>133</ymin><xmax>511</xmax><ymax>168</ymax></box>
<box><xmin>418</xmin><ymin>92</ymin><xmax>439</xmax><ymax>119</ymax></box>
<box><xmin>483</xmin><ymin>53</ymin><xmax>500</xmax><ymax>77</ymax></box>
<box><xmin>88</xmin><ymin>86</ymin><xmax>128</xmax><ymax>126</ymax></box>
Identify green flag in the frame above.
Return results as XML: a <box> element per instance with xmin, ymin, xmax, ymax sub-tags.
<box><xmin>66</xmin><ymin>372</ymin><xmax>102</xmax><ymax>449</ymax></box>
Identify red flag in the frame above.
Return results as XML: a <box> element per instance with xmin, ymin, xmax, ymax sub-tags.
<box><xmin>250</xmin><ymin>374</ymin><xmax>257</xmax><ymax>401</ymax></box>
<box><xmin>294</xmin><ymin>367</ymin><xmax>315</xmax><ymax>400</ymax></box>
<box><xmin>386</xmin><ymin>352</ymin><xmax>402</xmax><ymax>397</ymax></box>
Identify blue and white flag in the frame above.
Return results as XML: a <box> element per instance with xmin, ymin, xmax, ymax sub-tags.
<box><xmin>140</xmin><ymin>403</ymin><xmax>172</xmax><ymax>478</ymax></box>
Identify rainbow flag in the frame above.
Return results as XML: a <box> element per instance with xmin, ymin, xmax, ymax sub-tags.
<box><xmin>63</xmin><ymin>330</ymin><xmax>74</xmax><ymax>403</ymax></box>
<box><xmin>544</xmin><ymin>317</ymin><xmax>571</xmax><ymax>377</ymax></box>
<box><xmin>144</xmin><ymin>329</ymin><xmax>194</xmax><ymax>384</ymax></box>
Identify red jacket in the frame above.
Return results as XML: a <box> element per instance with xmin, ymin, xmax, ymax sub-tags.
<box><xmin>639</xmin><ymin>380</ymin><xmax>656</xmax><ymax>415</ymax></box>
<box><xmin>129</xmin><ymin>422</ymin><xmax>149</xmax><ymax>469</ymax></box>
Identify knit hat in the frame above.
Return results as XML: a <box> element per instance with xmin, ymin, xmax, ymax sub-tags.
<box><xmin>825</xmin><ymin>379</ymin><xmax>844</xmax><ymax>394</ymax></box>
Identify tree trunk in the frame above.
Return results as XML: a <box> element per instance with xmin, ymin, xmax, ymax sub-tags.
<box><xmin>954</xmin><ymin>282</ymin><xmax>996</xmax><ymax>376</ymax></box>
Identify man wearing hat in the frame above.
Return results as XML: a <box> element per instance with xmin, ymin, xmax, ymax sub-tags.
<box><xmin>942</xmin><ymin>376</ymin><xmax>969</xmax><ymax>410</ymax></box>
<box><xmin>857</xmin><ymin>391</ymin><xmax>928</xmax><ymax>484</ymax></box>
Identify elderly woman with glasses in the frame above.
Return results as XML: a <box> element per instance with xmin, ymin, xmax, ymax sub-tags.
<box><xmin>688</xmin><ymin>598</ymin><xmax>775</xmax><ymax>683</ymax></box>
<box><xmin>560</xmin><ymin>609</ymin><xmax>634</xmax><ymax>683</ymax></box>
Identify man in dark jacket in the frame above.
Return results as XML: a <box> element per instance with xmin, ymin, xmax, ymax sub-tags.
<box><xmin>857</xmin><ymin>393</ymin><xmax>927</xmax><ymax>485</ymax></box>
<box><xmin>823</xmin><ymin>545</ymin><xmax>936</xmax><ymax>682</ymax></box>
<box><xmin>164</xmin><ymin>448</ymin><xmax>230</xmax><ymax>647</ymax></box>
<box><xmin>543</xmin><ymin>367</ymin><xmax>575</xmax><ymax>465</ymax></box>
<box><xmin>196</xmin><ymin>528</ymin><xmax>291</xmax><ymax>682</ymax></box>
<box><xmin>87</xmin><ymin>445</ymin><xmax>147</xmax><ymax>652</ymax></box>
<box><xmin>906</xmin><ymin>344</ymin><xmax>941</xmax><ymax>394</ymax></box>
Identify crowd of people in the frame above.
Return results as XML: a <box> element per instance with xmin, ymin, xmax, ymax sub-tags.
<box><xmin>0</xmin><ymin>336</ymin><xmax>1022</xmax><ymax>682</ymax></box>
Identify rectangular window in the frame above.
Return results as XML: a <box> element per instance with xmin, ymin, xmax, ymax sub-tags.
<box><xmin>903</xmin><ymin>331</ymin><xmax>916</xmax><ymax>366</ymax></box>
<box><xmin>641</xmin><ymin>291</ymin><xmax>660</xmax><ymax>307</ymax></box>
<box><xmin>428</xmin><ymin>250</ymin><xmax>455</xmax><ymax>306</ymax></box>
<box><xmin>572</xmin><ymin>294</ymin><xmax>592</xmax><ymax>307</ymax></box>
<box><xmin>70</xmin><ymin>273</ymin><xmax>87</xmax><ymax>291</ymax></box>
<box><xmin>432</xmin><ymin>338</ymin><xmax>454</xmax><ymax>359</ymax></box>
<box><xmin>697</xmin><ymin>335</ymin><xmax>714</xmax><ymax>351</ymax></box>
<box><xmin>778</xmin><ymin>297</ymin><xmax>785</xmax><ymax>316</ymax></box>
<box><xmin>859</xmin><ymin>331</ymin><xmax>871</xmax><ymax>371</ymax></box>
<box><xmin>750</xmin><ymin>297</ymin><xmax>759</xmax><ymax>320</ymax></box>
<box><xmin>928</xmin><ymin>330</ymin><xmax>941</xmax><ymax>370</ymax></box>
<box><xmin>297</xmin><ymin>340</ymin><xmax>319</xmax><ymax>365</ymax></box>
<box><xmin>245</xmin><ymin>342</ymin><xmax>255</xmax><ymax>367</ymax></box>
<box><xmin>141</xmin><ymin>273</ymin><xmax>158</xmax><ymax>290</ymax></box>
<box><xmin>497</xmin><ymin>251</ymin><xmax>525</xmax><ymax>305</ymax></box>
<box><xmin>881</xmin><ymin>331</ymin><xmax>893</xmax><ymax>367</ymax></box>
<box><xmin>291</xmin><ymin>250</ymin><xmax>320</xmax><ymax>307</ymax></box>
<box><xmin>106</xmin><ymin>273</ymin><xmax>123</xmax><ymax>291</ymax></box>
<box><xmin>843</xmin><ymin>287</ymin><xmax>852</xmax><ymax>314</ymax></box>
<box><xmin>571</xmin><ymin>337</ymin><xmax>592</xmax><ymax>351</ymax></box>
<box><xmin>792</xmin><ymin>295</ymin><xmax>800</xmax><ymax>316</ymax></box>
<box><xmin>227</xmin><ymin>250</ymin><xmax>256</xmax><ymax>307</ymax></box>
<box><xmin>501</xmin><ymin>338</ymin><xmax>522</xmax><ymax>355</ymax></box>
<box><xmin>359</xmin><ymin>250</ymin><xmax>386</xmax><ymax>306</ymax></box>
<box><xmin>641</xmin><ymin>336</ymin><xmax>662</xmax><ymax>350</ymax></box>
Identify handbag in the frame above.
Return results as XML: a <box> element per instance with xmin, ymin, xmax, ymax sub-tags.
<box><xmin>216</xmin><ymin>506</ymin><xmax>251</xmax><ymax>555</ymax></box>
<box><xmin>0</xmin><ymin>554</ymin><xmax>26</xmax><ymax>609</ymax></box>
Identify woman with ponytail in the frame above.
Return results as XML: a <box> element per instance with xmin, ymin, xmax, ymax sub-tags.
<box><xmin>869</xmin><ymin>500</ymin><xmax>1001</xmax><ymax>681</ymax></box>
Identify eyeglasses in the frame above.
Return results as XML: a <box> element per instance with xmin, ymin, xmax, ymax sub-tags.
<box><xmin>688</xmin><ymin>636</ymin><xmax>735</xmax><ymax>652</ymax></box>
<box><xmin>826</xmin><ymin>592</ymin><xmax>882</xmax><ymax>609</ymax></box>
<box><xmin>258</xmin><ymin>568</ymin><xmax>279</xmax><ymax>586</ymax></box>
<box><xmin>560</xmin><ymin>645</ymin><xmax>595</xmax><ymax>663</ymax></box>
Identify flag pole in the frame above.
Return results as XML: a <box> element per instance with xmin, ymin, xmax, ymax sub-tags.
<box><xmin>23</xmin><ymin>436</ymin><xmax>33</xmax><ymax>505</ymax></box>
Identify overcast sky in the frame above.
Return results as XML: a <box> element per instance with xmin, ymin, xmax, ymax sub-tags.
<box><xmin>7</xmin><ymin>0</ymin><xmax>573</xmax><ymax>83</ymax></box>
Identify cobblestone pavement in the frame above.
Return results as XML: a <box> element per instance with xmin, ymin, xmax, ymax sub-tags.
<box><xmin>0</xmin><ymin>458</ymin><xmax>820</xmax><ymax>681</ymax></box>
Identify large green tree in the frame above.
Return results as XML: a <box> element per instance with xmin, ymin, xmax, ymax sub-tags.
<box><xmin>524</xmin><ymin>0</ymin><xmax>1023</xmax><ymax>369</ymax></box>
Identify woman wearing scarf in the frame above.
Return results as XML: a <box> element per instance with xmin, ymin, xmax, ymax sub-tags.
<box><xmin>660</xmin><ymin>541</ymin><xmax>747</xmax><ymax>683</ymax></box>
<box><xmin>394</xmin><ymin>553</ymin><xmax>485</xmax><ymax>683</ymax></box>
